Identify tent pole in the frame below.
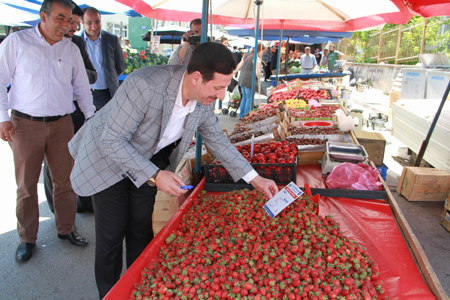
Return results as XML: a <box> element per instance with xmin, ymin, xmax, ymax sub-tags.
<box><xmin>285</xmin><ymin>35</ymin><xmax>290</xmax><ymax>81</ymax></box>
<box><xmin>414</xmin><ymin>80</ymin><xmax>450</xmax><ymax>167</ymax></box>
<box><xmin>275</xmin><ymin>28</ymin><xmax>283</xmax><ymax>87</ymax></box>
<box><xmin>194</xmin><ymin>0</ymin><xmax>210</xmax><ymax>174</ymax></box>
<box><xmin>250</xmin><ymin>0</ymin><xmax>263</xmax><ymax>111</ymax></box>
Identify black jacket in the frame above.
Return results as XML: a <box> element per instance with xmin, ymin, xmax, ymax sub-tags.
<box><xmin>71</xmin><ymin>35</ymin><xmax>97</xmax><ymax>84</ymax></box>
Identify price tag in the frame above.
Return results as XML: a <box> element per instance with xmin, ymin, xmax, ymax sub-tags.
<box><xmin>263</xmin><ymin>182</ymin><xmax>304</xmax><ymax>218</ymax></box>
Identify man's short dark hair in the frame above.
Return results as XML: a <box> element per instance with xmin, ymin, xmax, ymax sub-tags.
<box><xmin>82</xmin><ymin>6</ymin><xmax>101</xmax><ymax>20</ymax></box>
<box><xmin>187</xmin><ymin>42</ymin><xmax>236</xmax><ymax>82</ymax></box>
<box><xmin>189</xmin><ymin>18</ymin><xmax>201</xmax><ymax>30</ymax></box>
<box><xmin>40</xmin><ymin>0</ymin><xmax>73</xmax><ymax>15</ymax></box>
<box><xmin>71</xmin><ymin>2</ymin><xmax>83</xmax><ymax>16</ymax></box>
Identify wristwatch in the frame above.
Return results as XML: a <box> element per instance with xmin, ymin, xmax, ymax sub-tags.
<box><xmin>147</xmin><ymin>170</ymin><xmax>160</xmax><ymax>186</ymax></box>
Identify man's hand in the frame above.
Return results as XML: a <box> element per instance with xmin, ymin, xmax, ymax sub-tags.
<box><xmin>0</xmin><ymin>121</ymin><xmax>14</xmax><ymax>143</ymax></box>
<box><xmin>154</xmin><ymin>170</ymin><xmax>187</xmax><ymax>197</ymax></box>
<box><xmin>250</xmin><ymin>175</ymin><xmax>278</xmax><ymax>199</ymax></box>
<box><xmin>182</xmin><ymin>30</ymin><xmax>195</xmax><ymax>45</ymax></box>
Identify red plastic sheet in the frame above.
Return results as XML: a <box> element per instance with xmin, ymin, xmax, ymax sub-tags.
<box><xmin>106</xmin><ymin>166</ymin><xmax>436</xmax><ymax>300</ymax></box>
<box><xmin>298</xmin><ymin>165</ymin><xmax>436</xmax><ymax>300</ymax></box>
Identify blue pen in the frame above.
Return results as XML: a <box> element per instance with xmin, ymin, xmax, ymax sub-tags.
<box><xmin>180</xmin><ymin>185</ymin><xmax>193</xmax><ymax>190</ymax></box>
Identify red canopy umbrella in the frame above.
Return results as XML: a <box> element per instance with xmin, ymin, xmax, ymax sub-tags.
<box><xmin>115</xmin><ymin>0</ymin><xmax>450</xmax><ymax>32</ymax></box>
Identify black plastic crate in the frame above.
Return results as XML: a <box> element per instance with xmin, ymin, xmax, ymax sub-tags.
<box><xmin>204</xmin><ymin>160</ymin><xmax>297</xmax><ymax>191</ymax></box>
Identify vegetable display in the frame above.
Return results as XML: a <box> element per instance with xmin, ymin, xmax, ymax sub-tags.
<box><xmin>130</xmin><ymin>189</ymin><xmax>386</xmax><ymax>300</ymax></box>
<box><xmin>289</xmin><ymin>127</ymin><xmax>339</xmax><ymax>136</ymax></box>
<box><xmin>229</xmin><ymin>131</ymin><xmax>265</xmax><ymax>144</ymax></box>
<box><xmin>238</xmin><ymin>105</ymin><xmax>278</xmax><ymax>125</ymax></box>
<box><xmin>235</xmin><ymin>140</ymin><xmax>298</xmax><ymax>164</ymax></box>
<box><xmin>287</xmin><ymin>137</ymin><xmax>328</xmax><ymax>146</ymax></box>
<box><xmin>123</xmin><ymin>49</ymin><xmax>169</xmax><ymax>74</ymax></box>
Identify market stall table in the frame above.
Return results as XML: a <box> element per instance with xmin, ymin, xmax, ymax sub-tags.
<box><xmin>105</xmin><ymin>172</ymin><xmax>437</xmax><ymax>299</ymax></box>
<box><xmin>270</xmin><ymin>71</ymin><xmax>351</xmax><ymax>86</ymax></box>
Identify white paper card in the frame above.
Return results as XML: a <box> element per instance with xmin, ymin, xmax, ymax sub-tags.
<box><xmin>263</xmin><ymin>182</ymin><xmax>304</xmax><ymax>218</ymax></box>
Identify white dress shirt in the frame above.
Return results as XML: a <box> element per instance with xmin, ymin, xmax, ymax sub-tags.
<box><xmin>155</xmin><ymin>74</ymin><xmax>258</xmax><ymax>183</ymax></box>
<box><xmin>300</xmin><ymin>53</ymin><xmax>318</xmax><ymax>69</ymax></box>
<box><xmin>0</xmin><ymin>25</ymin><xmax>96</xmax><ymax>123</ymax></box>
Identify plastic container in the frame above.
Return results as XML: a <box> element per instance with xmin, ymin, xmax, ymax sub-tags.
<box><xmin>401</xmin><ymin>68</ymin><xmax>427</xmax><ymax>99</ymax></box>
<box><xmin>204</xmin><ymin>160</ymin><xmax>297</xmax><ymax>190</ymax></box>
<box><xmin>303</xmin><ymin>121</ymin><xmax>333</xmax><ymax>127</ymax></box>
<box><xmin>377</xmin><ymin>163</ymin><xmax>388</xmax><ymax>181</ymax></box>
<box><xmin>426</xmin><ymin>70</ymin><xmax>450</xmax><ymax>99</ymax></box>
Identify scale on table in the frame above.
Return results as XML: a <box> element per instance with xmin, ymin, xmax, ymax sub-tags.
<box><xmin>321</xmin><ymin>142</ymin><xmax>368</xmax><ymax>175</ymax></box>
<box><xmin>330</xmin><ymin>60</ymin><xmax>346</xmax><ymax>73</ymax></box>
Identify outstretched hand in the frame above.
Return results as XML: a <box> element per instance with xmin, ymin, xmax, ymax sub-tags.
<box><xmin>250</xmin><ymin>175</ymin><xmax>279</xmax><ymax>199</ymax></box>
<box><xmin>154</xmin><ymin>170</ymin><xmax>187</xmax><ymax>197</ymax></box>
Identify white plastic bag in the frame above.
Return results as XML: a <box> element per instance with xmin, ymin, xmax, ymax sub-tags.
<box><xmin>231</xmin><ymin>86</ymin><xmax>241</xmax><ymax>100</ymax></box>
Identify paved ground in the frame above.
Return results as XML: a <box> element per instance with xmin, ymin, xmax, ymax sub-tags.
<box><xmin>0</xmin><ymin>81</ymin><xmax>449</xmax><ymax>299</ymax></box>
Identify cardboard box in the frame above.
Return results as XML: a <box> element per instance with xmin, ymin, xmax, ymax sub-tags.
<box><xmin>389</xmin><ymin>90</ymin><xmax>401</xmax><ymax>107</ymax></box>
<box><xmin>297</xmin><ymin>151</ymin><xmax>325</xmax><ymax>165</ymax></box>
<box><xmin>397</xmin><ymin>167</ymin><xmax>450</xmax><ymax>201</ymax></box>
<box><xmin>153</xmin><ymin>158</ymin><xmax>193</xmax><ymax>234</ymax></box>
<box><xmin>354</xmin><ymin>131</ymin><xmax>386</xmax><ymax>167</ymax></box>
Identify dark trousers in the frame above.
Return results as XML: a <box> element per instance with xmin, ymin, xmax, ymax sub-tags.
<box><xmin>92</xmin><ymin>139</ymin><xmax>179</xmax><ymax>299</ymax></box>
<box><xmin>264</xmin><ymin>62</ymin><xmax>272</xmax><ymax>81</ymax></box>
<box><xmin>92</xmin><ymin>89</ymin><xmax>112</xmax><ymax>111</ymax></box>
<box><xmin>44</xmin><ymin>101</ymin><xmax>93</xmax><ymax>213</ymax></box>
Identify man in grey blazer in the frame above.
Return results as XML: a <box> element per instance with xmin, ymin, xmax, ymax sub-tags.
<box><xmin>81</xmin><ymin>7</ymin><xmax>125</xmax><ymax>110</ymax></box>
<box><xmin>69</xmin><ymin>42</ymin><xmax>278</xmax><ymax>298</ymax></box>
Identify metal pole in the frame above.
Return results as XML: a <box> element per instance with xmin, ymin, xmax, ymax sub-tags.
<box><xmin>285</xmin><ymin>35</ymin><xmax>290</xmax><ymax>81</ymax></box>
<box><xmin>194</xmin><ymin>0</ymin><xmax>210</xmax><ymax>174</ymax></box>
<box><xmin>414</xmin><ymin>80</ymin><xmax>450</xmax><ymax>167</ymax></box>
<box><xmin>250</xmin><ymin>0</ymin><xmax>263</xmax><ymax>110</ymax></box>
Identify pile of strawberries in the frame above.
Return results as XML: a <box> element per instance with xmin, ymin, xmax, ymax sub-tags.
<box><xmin>130</xmin><ymin>189</ymin><xmax>387</xmax><ymax>300</ymax></box>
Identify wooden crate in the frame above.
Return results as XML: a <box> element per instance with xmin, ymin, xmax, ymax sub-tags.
<box><xmin>397</xmin><ymin>167</ymin><xmax>450</xmax><ymax>201</ymax></box>
<box><xmin>354</xmin><ymin>131</ymin><xmax>386</xmax><ymax>167</ymax></box>
<box><xmin>440</xmin><ymin>199</ymin><xmax>450</xmax><ymax>232</ymax></box>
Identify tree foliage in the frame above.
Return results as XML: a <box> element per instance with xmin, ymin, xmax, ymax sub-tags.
<box><xmin>344</xmin><ymin>16</ymin><xmax>450</xmax><ymax>64</ymax></box>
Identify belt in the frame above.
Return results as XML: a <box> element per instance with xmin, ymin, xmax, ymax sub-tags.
<box><xmin>11</xmin><ymin>110</ymin><xmax>67</xmax><ymax>123</ymax></box>
<box><xmin>303</xmin><ymin>68</ymin><xmax>312</xmax><ymax>70</ymax></box>
<box><xmin>90</xmin><ymin>88</ymin><xmax>109</xmax><ymax>93</ymax></box>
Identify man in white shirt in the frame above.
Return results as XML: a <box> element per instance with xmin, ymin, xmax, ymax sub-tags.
<box><xmin>68</xmin><ymin>42</ymin><xmax>278</xmax><ymax>298</ymax></box>
<box><xmin>0</xmin><ymin>0</ymin><xmax>96</xmax><ymax>262</ymax></box>
<box><xmin>300</xmin><ymin>46</ymin><xmax>317</xmax><ymax>75</ymax></box>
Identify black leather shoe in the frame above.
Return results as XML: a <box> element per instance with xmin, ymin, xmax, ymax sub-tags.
<box><xmin>58</xmin><ymin>231</ymin><xmax>88</xmax><ymax>247</ymax></box>
<box><xmin>15</xmin><ymin>242</ymin><xmax>35</xmax><ymax>262</ymax></box>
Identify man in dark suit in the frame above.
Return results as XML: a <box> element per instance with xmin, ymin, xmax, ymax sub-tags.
<box><xmin>43</xmin><ymin>1</ymin><xmax>97</xmax><ymax>214</ymax></box>
<box><xmin>69</xmin><ymin>42</ymin><xmax>278</xmax><ymax>298</ymax></box>
<box><xmin>81</xmin><ymin>6</ymin><xmax>124</xmax><ymax>110</ymax></box>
